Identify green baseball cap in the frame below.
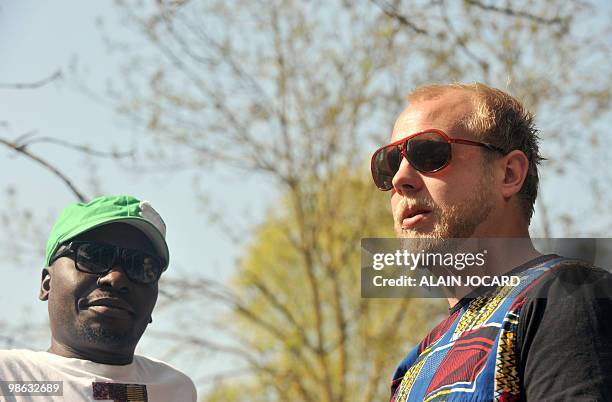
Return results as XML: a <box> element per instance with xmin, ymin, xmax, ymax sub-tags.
<box><xmin>45</xmin><ymin>195</ymin><xmax>169</xmax><ymax>269</ymax></box>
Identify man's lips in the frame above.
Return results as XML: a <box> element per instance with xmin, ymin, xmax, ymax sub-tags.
<box><xmin>400</xmin><ymin>209</ymin><xmax>432</xmax><ymax>229</ymax></box>
<box><xmin>81</xmin><ymin>297</ymin><xmax>135</xmax><ymax>316</ymax></box>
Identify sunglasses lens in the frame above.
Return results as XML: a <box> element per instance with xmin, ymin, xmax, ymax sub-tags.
<box><xmin>372</xmin><ymin>131</ymin><xmax>454</xmax><ymax>190</ymax></box>
<box><xmin>406</xmin><ymin>132</ymin><xmax>451</xmax><ymax>172</ymax></box>
<box><xmin>373</xmin><ymin>145</ymin><xmax>401</xmax><ymax>190</ymax></box>
<box><xmin>121</xmin><ymin>249</ymin><xmax>162</xmax><ymax>284</ymax></box>
<box><xmin>75</xmin><ymin>242</ymin><xmax>162</xmax><ymax>284</ymax></box>
<box><xmin>76</xmin><ymin>243</ymin><xmax>116</xmax><ymax>273</ymax></box>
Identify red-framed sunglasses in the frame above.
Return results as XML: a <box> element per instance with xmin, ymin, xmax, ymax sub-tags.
<box><xmin>371</xmin><ymin>129</ymin><xmax>505</xmax><ymax>191</ymax></box>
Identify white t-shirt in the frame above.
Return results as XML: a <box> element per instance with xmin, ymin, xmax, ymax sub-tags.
<box><xmin>0</xmin><ymin>349</ymin><xmax>196</xmax><ymax>401</ymax></box>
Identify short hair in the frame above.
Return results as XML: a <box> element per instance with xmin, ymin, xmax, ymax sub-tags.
<box><xmin>407</xmin><ymin>82</ymin><xmax>544</xmax><ymax>223</ymax></box>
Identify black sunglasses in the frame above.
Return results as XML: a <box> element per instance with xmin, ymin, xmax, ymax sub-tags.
<box><xmin>50</xmin><ymin>241</ymin><xmax>164</xmax><ymax>284</ymax></box>
<box><xmin>371</xmin><ymin>129</ymin><xmax>505</xmax><ymax>191</ymax></box>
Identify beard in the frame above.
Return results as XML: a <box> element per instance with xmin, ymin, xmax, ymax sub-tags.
<box><xmin>393</xmin><ymin>170</ymin><xmax>495</xmax><ymax>254</ymax></box>
<box><xmin>77</xmin><ymin>320</ymin><xmax>136</xmax><ymax>346</ymax></box>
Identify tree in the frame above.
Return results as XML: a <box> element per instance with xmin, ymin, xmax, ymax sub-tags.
<box><xmin>106</xmin><ymin>0</ymin><xmax>611</xmax><ymax>235</ymax></box>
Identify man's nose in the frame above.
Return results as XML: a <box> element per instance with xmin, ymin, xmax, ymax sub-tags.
<box><xmin>391</xmin><ymin>157</ymin><xmax>424</xmax><ymax>196</ymax></box>
<box><xmin>97</xmin><ymin>265</ymin><xmax>131</xmax><ymax>292</ymax></box>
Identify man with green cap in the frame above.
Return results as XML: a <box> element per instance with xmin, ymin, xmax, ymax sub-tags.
<box><xmin>0</xmin><ymin>195</ymin><xmax>196</xmax><ymax>401</ymax></box>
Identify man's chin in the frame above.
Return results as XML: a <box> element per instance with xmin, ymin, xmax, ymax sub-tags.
<box><xmin>394</xmin><ymin>224</ymin><xmax>438</xmax><ymax>240</ymax></box>
<box><xmin>395</xmin><ymin>229</ymin><xmax>429</xmax><ymax>238</ymax></box>
<box><xmin>78</xmin><ymin>321</ymin><xmax>135</xmax><ymax>347</ymax></box>
<box><xmin>397</xmin><ymin>235</ymin><xmax>446</xmax><ymax>256</ymax></box>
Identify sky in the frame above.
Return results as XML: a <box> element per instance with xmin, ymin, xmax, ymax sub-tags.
<box><xmin>1</xmin><ymin>0</ymin><xmax>610</xmax><ymax>396</ymax></box>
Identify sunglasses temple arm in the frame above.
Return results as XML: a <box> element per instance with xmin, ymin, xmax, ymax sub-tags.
<box><xmin>452</xmin><ymin>139</ymin><xmax>504</xmax><ymax>154</ymax></box>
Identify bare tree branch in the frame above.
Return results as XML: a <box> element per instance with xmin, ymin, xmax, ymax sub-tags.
<box><xmin>369</xmin><ymin>0</ymin><xmax>428</xmax><ymax>35</ymax></box>
<box><xmin>464</xmin><ymin>0</ymin><xmax>564</xmax><ymax>25</ymax></box>
<box><xmin>0</xmin><ymin>70</ymin><xmax>62</xmax><ymax>90</ymax></box>
<box><xmin>0</xmin><ymin>136</ymin><xmax>87</xmax><ymax>202</ymax></box>
<box><xmin>15</xmin><ymin>136</ymin><xmax>135</xmax><ymax>159</ymax></box>
<box><xmin>439</xmin><ymin>2</ymin><xmax>490</xmax><ymax>80</ymax></box>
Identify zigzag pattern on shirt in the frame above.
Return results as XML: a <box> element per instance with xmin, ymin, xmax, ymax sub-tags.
<box><xmin>393</xmin><ymin>357</ymin><xmax>427</xmax><ymax>402</ymax></box>
<box><xmin>453</xmin><ymin>284</ymin><xmax>513</xmax><ymax>337</ymax></box>
<box><xmin>494</xmin><ymin>311</ymin><xmax>520</xmax><ymax>400</ymax></box>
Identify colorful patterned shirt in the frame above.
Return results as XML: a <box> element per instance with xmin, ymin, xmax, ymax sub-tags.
<box><xmin>390</xmin><ymin>254</ymin><xmax>612</xmax><ymax>401</ymax></box>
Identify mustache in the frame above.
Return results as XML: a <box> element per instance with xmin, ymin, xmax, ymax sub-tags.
<box><xmin>393</xmin><ymin>196</ymin><xmax>437</xmax><ymax>223</ymax></box>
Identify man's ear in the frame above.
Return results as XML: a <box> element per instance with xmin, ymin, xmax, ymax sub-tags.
<box><xmin>39</xmin><ymin>267</ymin><xmax>51</xmax><ymax>301</ymax></box>
<box><xmin>500</xmin><ymin>150</ymin><xmax>529</xmax><ymax>199</ymax></box>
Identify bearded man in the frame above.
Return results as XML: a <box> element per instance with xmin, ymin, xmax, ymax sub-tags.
<box><xmin>370</xmin><ymin>83</ymin><xmax>612</xmax><ymax>401</ymax></box>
